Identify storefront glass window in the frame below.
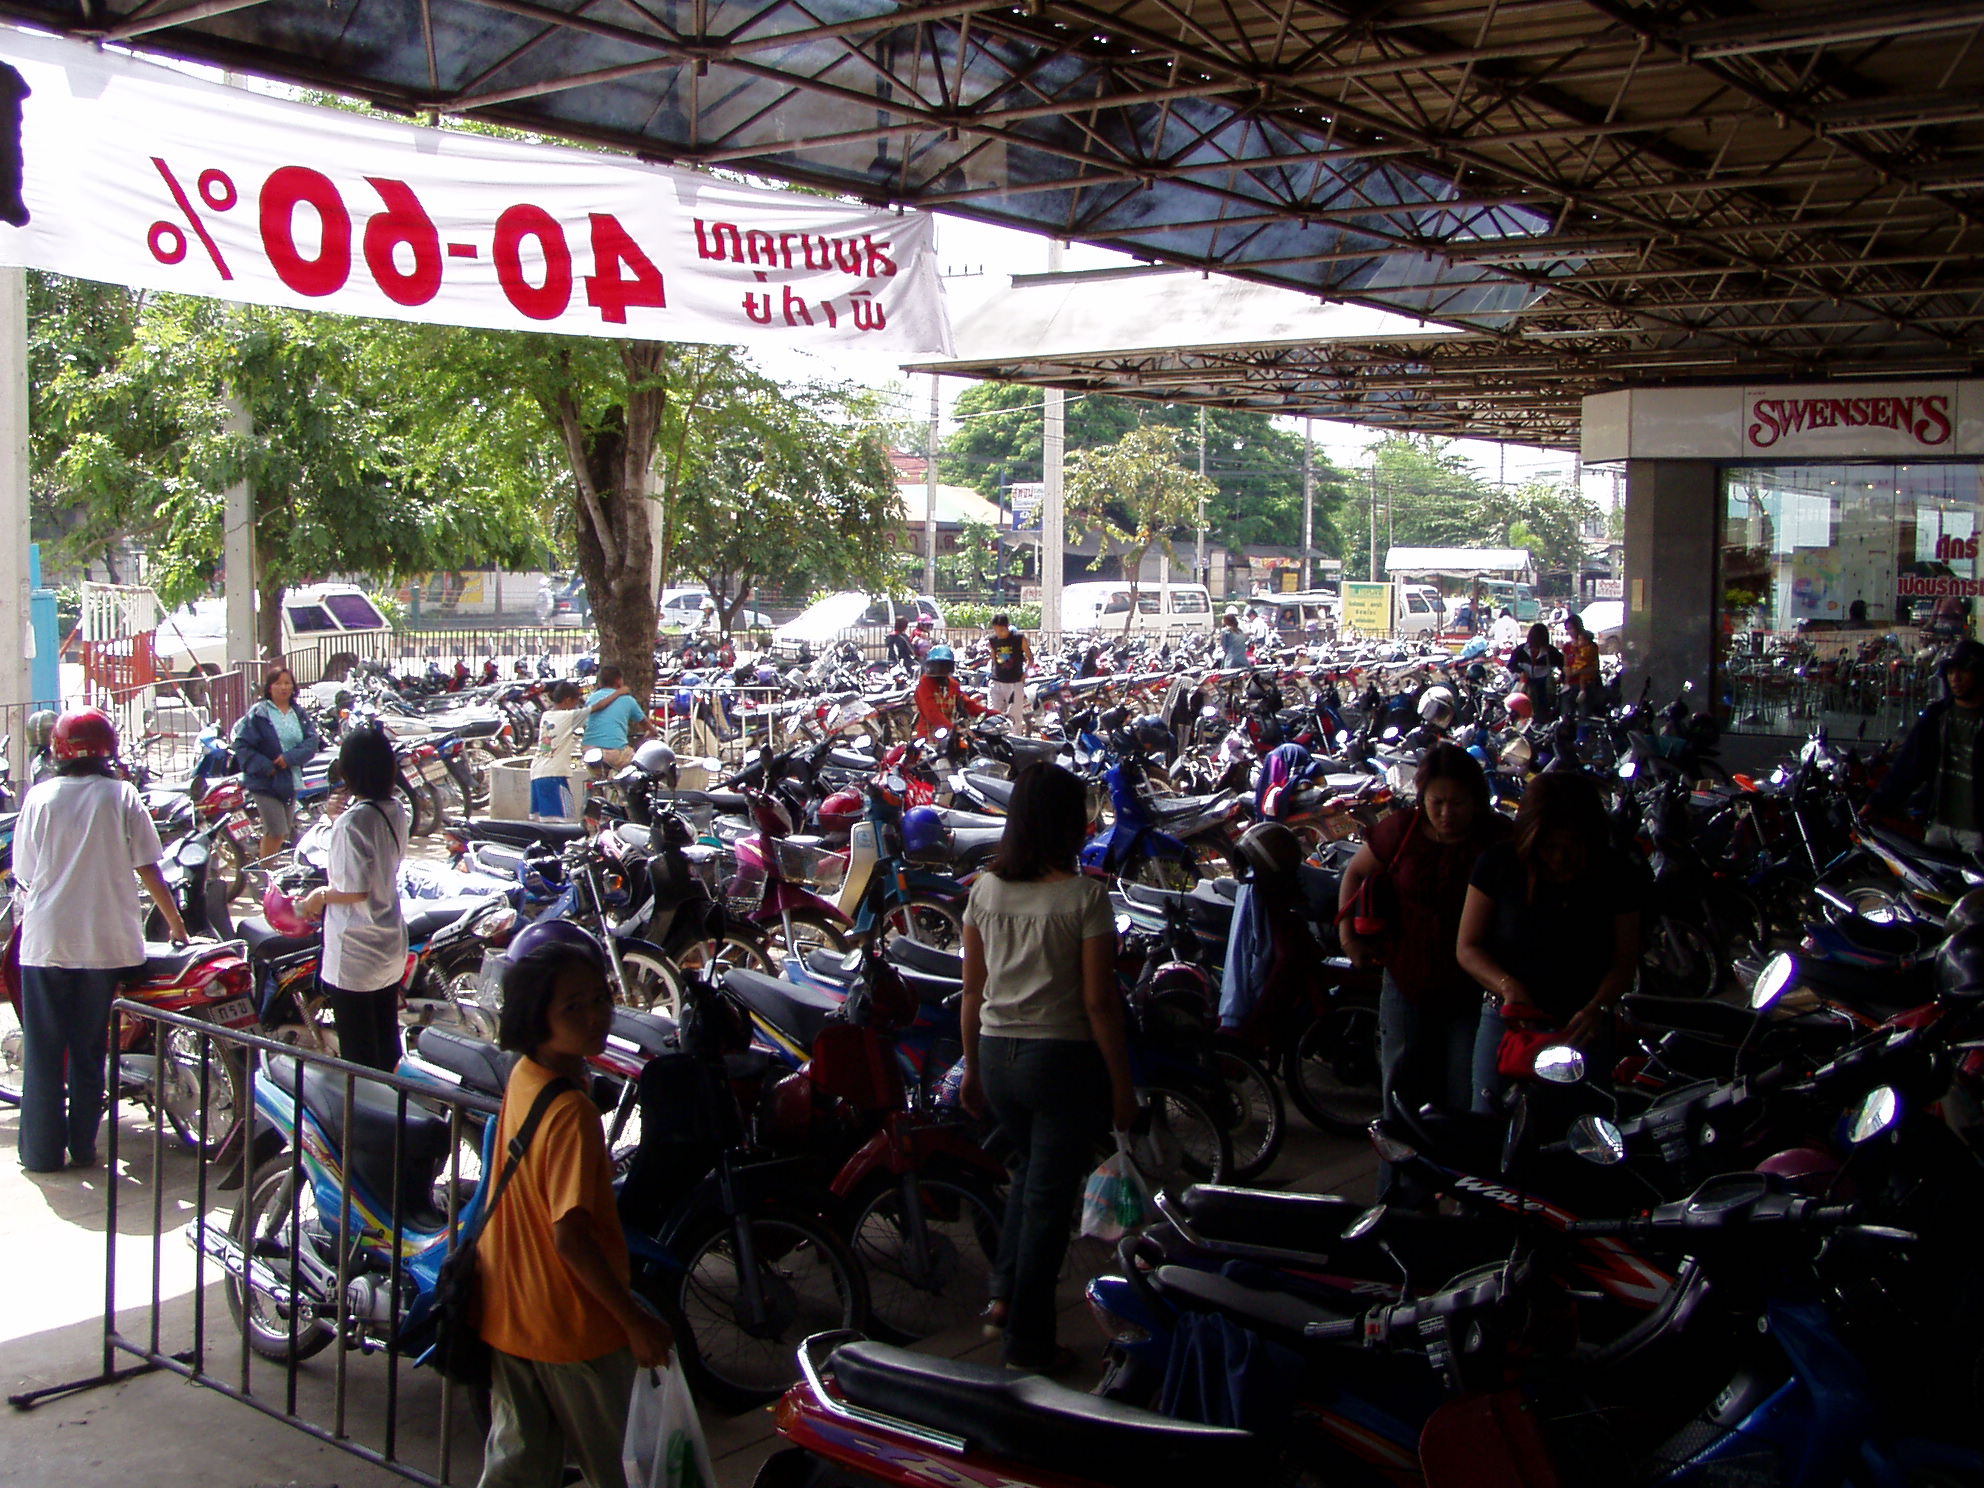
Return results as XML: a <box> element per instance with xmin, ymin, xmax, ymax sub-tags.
<box><xmin>1721</xmin><ymin>462</ymin><xmax>1984</xmax><ymax>734</ymax></box>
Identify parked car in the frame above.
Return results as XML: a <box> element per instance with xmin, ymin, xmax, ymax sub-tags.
<box><xmin>659</xmin><ymin>586</ymin><xmax>773</xmax><ymax>634</ymax></box>
<box><xmin>770</xmin><ymin>592</ymin><xmax>944</xmax><ymax>659</ymax></box>
<box><xmin>153</xmin><ymin>583</ymin><xmax>394</xmax><ymax>684</ymax></box>
<box><xmin>1061</xmin><ymin>581</ymin><xmax>1214</xmax><ymax>638</ymax></box>
<box><xmin>535</xmin><ymin>572</ymin><xmax>592</xmax><ymax>628</ymax></box>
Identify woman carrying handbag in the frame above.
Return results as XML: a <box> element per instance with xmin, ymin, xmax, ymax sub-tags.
<box><xmin>1337</xmin><ymin>746</ymin><xmax>1509</xmax><ymax>1196</ymax></box>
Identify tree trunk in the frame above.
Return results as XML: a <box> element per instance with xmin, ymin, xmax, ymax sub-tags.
<box><xmin>255</xmin><ymin>567</ymin><xmax>282</xmax><ymax>666</ymax></box>
<box><xmin>559</xmin><ymin>343</ymin><xmax>666</xmax><ymax>705</ymax></box>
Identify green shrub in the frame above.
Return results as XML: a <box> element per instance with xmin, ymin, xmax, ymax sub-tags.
<box><xmin>943</xmin><ymin>601</ymin><xmax>1041</xmax><ymax>633</ymax></box>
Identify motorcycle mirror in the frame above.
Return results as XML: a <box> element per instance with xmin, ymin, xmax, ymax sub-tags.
<box><xmin>1848</xmin><ymin>1085</ymin><xmax>1900</xmax><ymax>1145</ymax></box>
<box><xmin>1342</xmin><ymin>1202</ymin><xmax>1388</xmax><ymax>1242</ymax></box>
<box><xmin>1566</xmin><ymin>1114</ymin><xmax>1627</xmax><ymax>1166</ymax></box>
<box><xmin>1750</xmin><ymin>952</ymin><xmax>1798</xmax><ymax>1011</ymax></box>
<box><xmin>1617</xmin><ymin>758</ymin><xmax>1638</xmax><ymax>780</ymax></box>
<box><xmin>1533</xmin><ymin>1045</ymin><xmax>1587</xmax><ymax>1084</ymax></box>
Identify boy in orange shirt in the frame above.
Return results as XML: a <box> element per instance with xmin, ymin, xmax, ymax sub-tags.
<box><xmin>477</xmin><ymin>922</ymin><xmax>674</xmax><ymax>1488</ymax></box>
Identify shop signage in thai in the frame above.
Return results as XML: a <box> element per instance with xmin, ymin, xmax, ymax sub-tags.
<box><xmin>1342</xmin><ymin>582</ymin><xmax>1394</xmax><ymax>635</ymax></box>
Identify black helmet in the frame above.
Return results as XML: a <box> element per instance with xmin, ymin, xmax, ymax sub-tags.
<box><xmin>1234</xmin><ymin>821</ymin><xmax>1303</xmax><ymax>879</ymax></box>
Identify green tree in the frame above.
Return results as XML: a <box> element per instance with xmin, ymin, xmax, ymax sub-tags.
<box><xmin>36</xmin><ymin>289</ymin><xmax>542</xmax><ymax>659</ymax></box>
<box><xmin>1064</xmin><ymin>426</ymin><xmax>1214</xmax><ymax>633</ymax></box>
<box><xmin>940</xmin><ymin>383</ymin><xmax>1346</xmax><ymax>560</ymax></box>
<box><xmin>1478</xmin><ymin>480</ymin><xmax>1600</xmax><ymax>579</ymax></box>
<box><xmin>937</xmin><ymin>518</ymin><xmax>1002</xmax><ymax>592</ymax></box>
<box><xmin>1343</xmin><ymin>435</ymin><xmax>1498</xmax><ymax>579</ymax></box>
<box><xmin>666</xmin><ymin>368</ymin><xmax>901</xmax><ymax>632</ymax></box>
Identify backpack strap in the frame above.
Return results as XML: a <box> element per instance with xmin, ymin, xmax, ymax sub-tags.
<box><xmin>462</xmin><ymin>1075</ymin><xmax>576</xmax><ymax>1243</ymax></box>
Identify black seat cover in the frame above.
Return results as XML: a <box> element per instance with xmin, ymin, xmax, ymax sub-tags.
<box><xmin>666</xmin><ymin>789</ymin><xmax>751</xmax><ymax>815</ymax></box>
<box><xmin>1176</xmin><ymin>1184</ymin><xmax>1500</xmax><ymax>1284</ymax></box>
<box><xmin>830</xmin><ymin>1339</ymin><xmax>1259</xmax><ymax>1482</ymax></box>
<box><xmin>886</xmin><ymin>939</ymin><xmax>963</xmax><ymax>981</ymax></box>
<box><xmin>1831</xmin><ymin>914</ymin><xmax>1932</xmax><ymax>959</ymax></box>
<box><xmin>803</xmin><ymin>948</ymin><xmax>860</xmax><ymax>984</ymax></box>
<box><xmin>720</xmin><ymin>968</ymin><xmax>841</xmax><ymax>1051</ymax></box>
<box><xmin>464</xmin><ymin>817</ymin><xmax>588</xmax><ymax>849</ymax></box>
<box><xmin>1623</xmin><ymin>994</ymin><xmax>1759</xmax><ymax>1045</ymax></box>
<box><xmin>966</xmin><ymin>774</ymin><xmax>1016</xmax><ymax>810</ymax></box>
<box><xmin>416</xmin><ymin>1026</ymin><xmax>515</xmax><ymax>1096</ymax></box>
<box><xmin>405</xmin><ymin>905</ymin><xmax>468</xmax><ymax>943</ymax></box>
<box><xmin>1147</xmin><ymin>792</ymin><xmax>1224</xmax><ymax>823</ymax></box>
<box><xmin>1150</xmin><ymin>1264</ymin><xmax>1358</xmax><ymax>1341</ymax></box>
<box><xmin>932</xmin><ymin>806</ymin><xmax>1006</xmax><ymax>830</ymax></box>
<box><xmin>135</xmin><ymin>940</ymin><xmax>221</xmax><ymax>984</ymax></box>
<box><xmin>238</xmin><ymin>917</ymin><xmax>320</xmax><ymax>962</ymax></box>
<box><xmin>608</xmin><ymin>1007</ymin><xmax>678</xmax><ymax>1059</ymax></box>
<box><xmin>293</xmin><ymin>1061</ymin><xmax>453</xmax><ymax>1231</ymax></box>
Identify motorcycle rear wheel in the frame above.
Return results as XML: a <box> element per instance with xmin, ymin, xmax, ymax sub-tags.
<box><xmin>618</xmin><ymin>947</ymin><xmax>689</xmax><ymax>1021</ymax></box>
<box><xmin>1284</xmin><ymin>1003</ymin><xmax>1383</xmax><ymax>1138</ymax></box>
<box><xmin>878</xmin><ymin>896</ymin><xmax>965</xmax><ymax>953</ymax></box>
<box><xmin>158</xmin><ymin>1029</ymin><xmax>248</xmax><ymax>1158</ymax></box>
<box><xmin>645</xmin><ymin>1208</ymin><xmax>869</xmax><ymax>1414</ymax></box>
<box><xmin>226</xmin><ymin>1154</ymin><xmax>338</xmax><ymax>1362</ymax></box>
<box><xmin>844</xmin><ymin>1168</ymin><xmax>1003</xmax><ymax>1344</ymax></box>
<box><xmin>1136</xmin><ymin>1084</ymin><xmax>1233</xmax><ymax>1188</ymax></box>
<box><xmin>1215</xmin><ymin>1046</ymin><xmax>1286</xmax><ymax>1182</ymax></box>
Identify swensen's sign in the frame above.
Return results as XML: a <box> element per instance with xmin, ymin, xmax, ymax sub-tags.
<box><xmin>1743</xmin><ymin>385</ymin><xmax>1955</xmax><ymax>456</ymax></box>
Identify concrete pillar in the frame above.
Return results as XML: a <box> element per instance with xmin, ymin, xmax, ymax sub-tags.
<box><xmin>0</xmin><ymin>269</ymin><xmax>29</xmax><ymax>774</ymax></box>
<box><xmin>1622</xmin><ymin>459</ymin><xmax>1719</xmax><ymax>703</ymax></box>
<box><xmin>222</xmin><ymin>391</ymin><xmax>257</xmax><ymax>666</ymax></box>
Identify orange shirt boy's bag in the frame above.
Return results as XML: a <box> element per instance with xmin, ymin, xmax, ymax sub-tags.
<box><xmin>400</xmin><ymin>1075</ymin><xmax>574</xmax><ymax>1388</ymax></box>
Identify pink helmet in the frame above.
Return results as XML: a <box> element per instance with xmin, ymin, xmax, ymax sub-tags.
<box><xmin>262</xmin><ymin>884</ymin><xmax>314</xmax><ymax>937</ymax></box>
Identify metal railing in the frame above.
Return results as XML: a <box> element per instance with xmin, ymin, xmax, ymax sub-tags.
<box><xmin>6</xmin><ymin>1001</ymin><xmax>498</xmax><ymax>1486</ymax></box>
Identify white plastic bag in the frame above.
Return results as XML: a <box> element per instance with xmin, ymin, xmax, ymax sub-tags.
<box><xmin>622</xmin><ymin>1358</ymin><xmax>715</xmax><ymax>1488</ymax></box>
<box><xmin>1079</xmin><ymin>1132</ymin><xmax>1154</xmax><ymax>1242</ymax></box>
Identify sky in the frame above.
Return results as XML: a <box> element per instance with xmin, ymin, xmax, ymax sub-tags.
<box><xmin>749</xmin><ymin>212</ymin><xmax>1602</xmax><ymax>502</ymax></box>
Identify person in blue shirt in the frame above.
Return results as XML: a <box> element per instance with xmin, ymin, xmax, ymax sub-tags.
<box><xmin>582</xmin><ymin>665</ymin><xmax>650</xmax><ymax>768</ymax></box>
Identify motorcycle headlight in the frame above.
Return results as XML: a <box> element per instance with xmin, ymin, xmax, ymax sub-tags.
<box><xmin>1750</xmin><ymin>952</ymin><xmax>1797</xmax><ymax>1011</ymax></box>
<box><xmin>473</xmin><ymin>908</ymin><xmax>519</xmax><ymax>941</ymax></box>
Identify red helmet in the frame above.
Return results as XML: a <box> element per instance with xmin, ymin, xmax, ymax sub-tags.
<box><xmin>1505</xmin><ymin>692</ymin><xmax>1534</xmax><ymax>723</ymax></box>
<box><xmin>817</xmin><ymin>788</ymin><xmax>863</xmax><ymax>838</ymax></box>
<box><xmin>51</xmin><ymin>707</ymin><xmax>118</xmax><ymax>761</ymax></box>
<box><xmin>262</xmin><ymin>884</ymin><xmax>314</xmax><ymax>937</ymax></box>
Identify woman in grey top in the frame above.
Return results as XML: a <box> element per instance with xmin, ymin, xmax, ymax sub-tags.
<box><xmin>961</xmin><ymin>763</ymin><xmax>1134</xmax><ymax>1374</ymax></box>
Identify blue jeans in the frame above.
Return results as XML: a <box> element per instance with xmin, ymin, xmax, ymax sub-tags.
<box><xmin>1377</xmin><ymin>975</ymin><xmax>1487</xmax><ymax>1198</ymax></box>
<box><xmin>18</xmin><ymin>964</ymin><xmax>126</xmax><ymax>1171</ymax></box>
<box><xmin>979</xmin><ymin>1035</ymin><xmax>1108</xmax><ymax>1363</ymax></box>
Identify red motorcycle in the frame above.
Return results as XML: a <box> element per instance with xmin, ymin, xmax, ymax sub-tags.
<box><xmin>1</xmin><ymin>926</ymin><xmax>257</xmax><ymax>1158</ymax></box>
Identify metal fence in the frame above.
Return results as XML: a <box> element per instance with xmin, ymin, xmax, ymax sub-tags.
<box><xmin>7</xmin><ymin>1001</ymin><xmax>496</xmax><ymax>1486</ymax></box>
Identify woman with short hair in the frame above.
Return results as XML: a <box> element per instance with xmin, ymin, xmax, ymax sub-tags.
<box><xmin>231</xmin><ymin>666</ymin><xmax>322</xmax><ymax>868</ymax></box>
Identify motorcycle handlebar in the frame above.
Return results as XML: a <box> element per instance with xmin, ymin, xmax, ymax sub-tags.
<box><xmin>1302</xmin><ymin>1317</ymin><xmax>1363</xmax><ymax>1342</ymax></box>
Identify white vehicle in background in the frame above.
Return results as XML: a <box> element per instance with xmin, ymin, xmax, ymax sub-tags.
<box><xmin>659</xmin><ymin>586</ymin><xmax>775</xmax><ymax>635</ymax></box>
<box><xmin>1060</xmin><ymin>581</ymin><xmax>1214</xmax><ymax>638</ymax></box>
<box><xmin>153</xmin><ymin>583</ymin><xmax>394</xmax><ymax>683</ymax></box>
<box><xmin>771</xmin><ymin>592</ymin><xmax>945</xmax><ymax>659</ymax></box>
<box><xmin>1398</xmin><ymin>584</ymin><xmax>1446</xmax><ymax>638</ymax></box>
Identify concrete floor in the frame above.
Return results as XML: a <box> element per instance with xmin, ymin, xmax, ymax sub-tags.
<box><xmin>0</xmin><ymin>1076</ymin><xmax>1375</xmax><ymax>1488</ymax></box>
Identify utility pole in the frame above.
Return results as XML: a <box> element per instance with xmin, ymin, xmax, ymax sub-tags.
<box><xmin>222</xmin><ymin>391</ymin><xmax>257</xmax><ymax>665</ymax></box>
<box><xmin>1367</xmin><ymin>464</ymin><xmax>1378</xmax><ymax>583</ymax></box>
<box><xmin>1195</xmin><ymin>406</ymin><xmax>1208</xmax><ymax>592</ymax></box>
<box><xmin>1300</xmin><ymin>417</ymin><xmax>1314</xmax><ymax>592</ymax></box>
<box><xmin>924</xmin><ymin>373</ymin><xmax>939</xmax><ymax>596</ymax></box>
<box><xmin>1040</xmin><ymin>241</ymin><xmax>1066</xmax><ymax>641</ymax></box>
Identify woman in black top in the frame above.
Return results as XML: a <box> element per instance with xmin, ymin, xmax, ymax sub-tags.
<box><xmin>1507</xmin><ymin>622</ymin><xmax>1565</xmax><ymax>722</ymax></box>
<box><xmin>1456</xmin><ymin>771</ymin><xmax>1643</xmax><ymax>1101</ymax></box>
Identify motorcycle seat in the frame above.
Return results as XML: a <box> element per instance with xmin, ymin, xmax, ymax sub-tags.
<box><xmin>802</xmin><ymin>948</ymin><xmax>860</xmax><ymax>985</ymax></box>
<box><xmin>666</xmin><ymin>789</ymin><xmax>751</xmax><ymax>815</ymax></box>
<box><xmin>1622</xmin><ymin>994</ymin><xmax>1758</xmax><ymax>1045</ymax></box>
<box><xmin>886</xmin><ymin>939</ymin><xmax>963</xmax><ymax>982</ymax></box>
<box><xmin>415</xmin><ymin>1026</ymin><xmax>515</xmax><ymax>1097</ymax></box>
<box><xmin>293</xmin><ymin>1060</ymin><xmax>454</xmax><ymax>1232</ymax></box>
<box><xmin>607</xmin><ymin>1007</ymin><xmax>678</xmax><ymax>1060</ymax></box>
<box><xmin>823</xmin><ymin>749</ymin><xmax>876</xmax><ymax>772</ymax></box>
<box><xmin>1145</xmin><ymin>792</ymin><xmax>1226</xmax><ymax>823</ymax></box>
<box><xmin>965</xmin><ymin>774</ymin><xmax>1016</xmax><ymax>810</ymax></box>
<box><xmin>999</xmin><ymin>735</ymin><xmax>1060</xmax><ymax>766</ymax></box>
<box><xmin>405</xmin><ymin>905</ymin><xmax>470</xmax><ymax>944</ymax></box>
<box><xmin>931</xmin><ymin>806</ymin><xmax>1005</xmax><ymax>830</ymax></box>
<box><xmin>1174</xmin><ymin>1184</ymin><xmax>1500</xmax><ymax>1282</ymax></box>
<box><xmin>237</xmin><ymin>916</ymin><xmax>321</xmax><ymax>962</ymax></box>
<box><xmin>829</xmin><ymin>1339</ymin><xmax>1261</xmax><ymax>1482</ymax></box>
<box><xmin>910</xmin><ymin>826</ymin><xmax>1002</xmax><ymax>870</ymax></box>
<box><xmin>462</xmin><ymin>817</ymin><xmax>588</xmax><ymax>850</ymax></box>
<box><xmin>1829</xmin><ymin>914</ymin><xmax>1933</xmax><ymax>959</ymax></box>
<box><xmin>1150</xmin><ymin>1264</ymin><xmax>1360</xmax><ymax>1342</ymax></box>
<box><xmin>134</xmin><ymin>940</ymin><xmax>230</xmax><ymax>985</ymax></box>
<box><xmin>719</xmin><ymin>967</ymin><xmax>841</xmax><ymax>1052</ymax></box>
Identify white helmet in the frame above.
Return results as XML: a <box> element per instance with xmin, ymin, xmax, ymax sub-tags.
<box><xmin>1224</xmin><ymin>606</ymin><xmax>1241</xmax><ymax>619</ymax></box>
<box><xmin>1416</xmin><ymin>685</ymin><xmax>1456</xmax><ymax>729</ymax></box>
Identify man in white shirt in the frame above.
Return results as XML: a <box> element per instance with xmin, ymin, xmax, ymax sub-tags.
<box><xmin>14</xmin><ymin>708</ymin><xmax>186</xmax><ymax>1172</ymax></box>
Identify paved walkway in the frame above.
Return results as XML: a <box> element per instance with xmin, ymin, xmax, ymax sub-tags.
<box><xmin>0</xmin><ymin>1088</ymin><xmax>1374</xmax><ymax>1487</ymax></box>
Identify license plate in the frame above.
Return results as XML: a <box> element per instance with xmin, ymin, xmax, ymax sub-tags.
<box><xmin>203</xmin><ymin>998</ymin><xmax>255</xmax><ymax>1026</ymax></box>
<box><xmin>421</xmin><ymin>761</ymin><xmax>451</xmax><ymax>783</ymax></box>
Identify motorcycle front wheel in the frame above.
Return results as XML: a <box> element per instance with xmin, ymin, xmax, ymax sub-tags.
<box><xmin>1136</xmin><ymin>1084</ymin><xmax>1233</xmax><ymax>1188</ymax></box>
<box><xmin>647</xmin><ymin>1208</ymin><xmax>869</xmax><ymax>1414</ymax></box>
<box><xmin>878</xmin><ymin>896</ymin><xmax>965</xmax><ymax>953</ymax></box>
<box><xmin>844</xmin><ymin>1168</ymin><xmax>1003</xmax><ymax>1344</ymax></box>
<box><xmin>618</xmin><ymin>947</ymin><xmax>689</xmax><ymax>1021</ymax></box>
<box><xmin>226</xmin><ymin>1154</ymin><xmax>338</xmax><ymax>1362</ymax></box>
<box><xmin>158</xmin><ymin>1028</ymin><xmax>248</xmax><ymax>1158</ymax></box>
<box><xmin>1215</xmin><ymin>1046</ymin><xmax>1286</xmax><ymax>1182</ymax></box>
<box><xmin>1284</xmin><ymin>1003</ymin><xmax>1384</xmax><ymax>1138</ymax></box>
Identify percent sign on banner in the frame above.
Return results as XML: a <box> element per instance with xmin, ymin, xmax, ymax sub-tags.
<box><xmin>0</xmin><ymin>26</ymin><xmax>951</xmax><ymax>353</ymax></box>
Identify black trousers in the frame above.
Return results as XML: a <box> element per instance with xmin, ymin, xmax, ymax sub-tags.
<box><xmin>323</xmin><ymin>981</ymin><xmax>401</xmax><ymax>1071</ymax></box>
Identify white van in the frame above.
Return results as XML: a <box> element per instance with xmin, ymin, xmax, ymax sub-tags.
<box><xmin>1061</xmin><ymin>581</ymin><xmax>1214</xmax><ymax>637</ymax></box>
<box><xmin>1398</xmin><ymin>584</ymin><xmax>1446</xmax><ymax>638</ymax></box>
<box><xmin>152</xmin><ymin>583</ymin><xmax>395</xmax><ymax>683</ymax></box>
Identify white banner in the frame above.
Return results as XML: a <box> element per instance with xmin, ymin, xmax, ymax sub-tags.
<box><xmin>0</xmin><ymin>27</ymin><xmax>951</xmax><ymax>354</ymax></box>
